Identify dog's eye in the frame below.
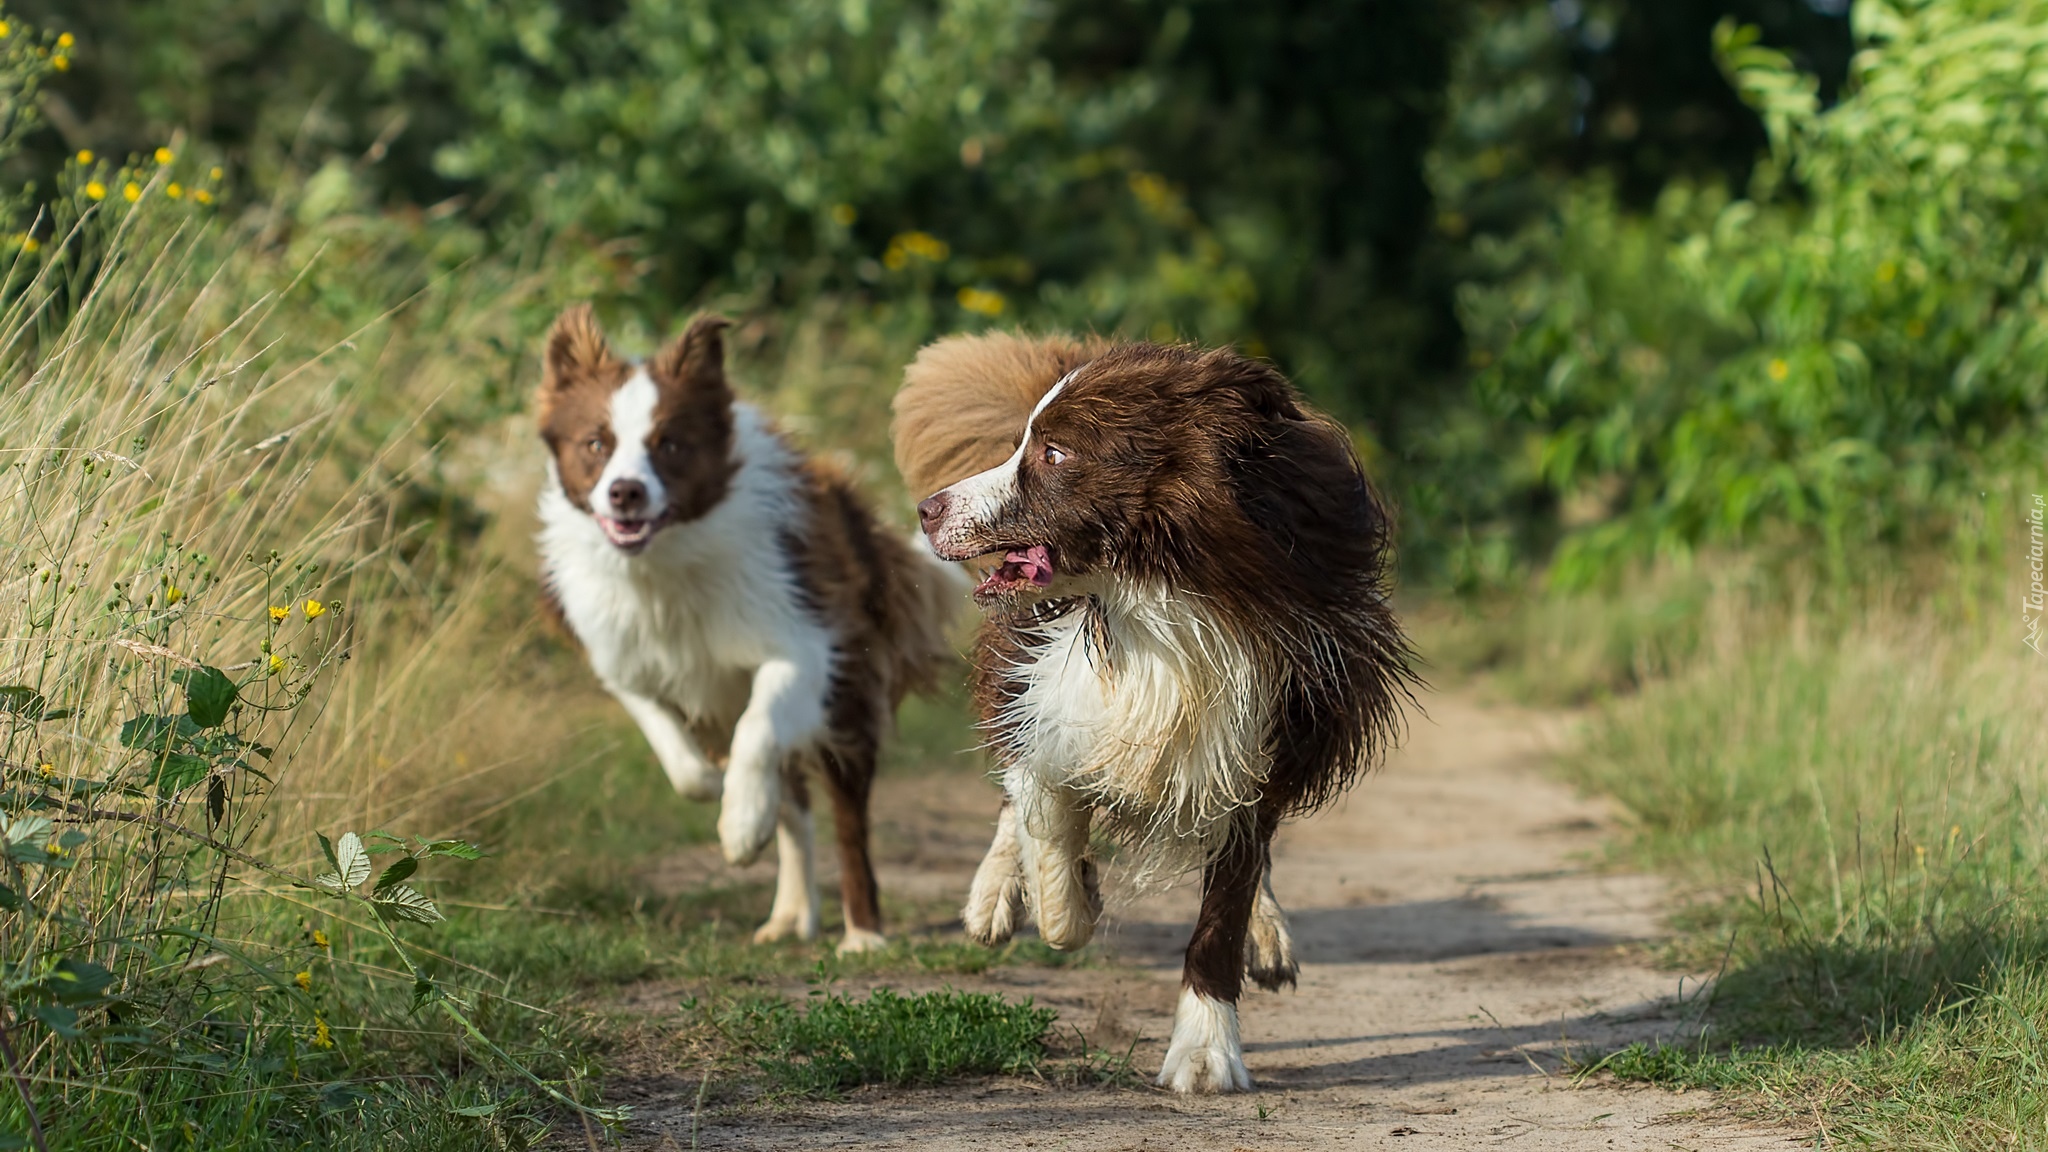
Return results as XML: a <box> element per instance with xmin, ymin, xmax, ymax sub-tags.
<box><xmin>584</xmin><ymin>436</ymin><xmax>606</xmax><ymax>455</ymax></box>
<box><xmin>1042</xmin><ymin>444</ymin><xmax>1068</xmax><ymax>466</ymax></box>
<box><xmin>657</xmin><ymin>438</ymin><xmax>679</xmax><ymax>455</ymax></box>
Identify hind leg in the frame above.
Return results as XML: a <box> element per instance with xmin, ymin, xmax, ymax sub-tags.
<box><xmin>819</xmin><ymin>741</ymin><xmax>887</xmax><ymax>954</ymax></box>
<box><xmin>753</xmin><ymin>767</ymin><xmax>821</xmax><ymax>943</ymax></box>
<box><xmin>1244</xmin><ymin>864</ymin><xmax>1298</xmax><ymax>991</ymax></box>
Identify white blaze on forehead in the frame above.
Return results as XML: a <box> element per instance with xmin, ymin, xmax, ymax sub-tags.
<box><xmin>931</xmin><ymin>367</ymin><xmax>1082</xmax><ymax>538</ymax></box>
<box><xmin>589</xmin><ymin>368</ymin><xmax>668</xmax><ymax>514</ymax></box>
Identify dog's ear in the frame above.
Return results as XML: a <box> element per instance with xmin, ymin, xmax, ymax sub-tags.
<box><xmin>650</xmin><ymin>314</ymin><xmax>733</xmax><ymax>398</ymax></box>
<box><xmin>543</xmin><ymin>304</ymin><xmax>616</xmax><ymax>391</ymax></box>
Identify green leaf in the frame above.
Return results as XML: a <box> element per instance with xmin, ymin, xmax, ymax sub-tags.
<box><xmin>0</xmin><ymin>686</ymin><xmax>47</xmax><ymax>721</ymax></box>
<box><xmin>207</xmin><ymin>775</ymin><xmax>227</xmax><ymax>826</ymax></box>
<box><xmin>46</xmin><ymin>958</ymin><xmax>115</xmax><ymax>1005</ymax></box>
<box><xmin>410</xmin><ymin>976</ymin><xmax>439</xmax><ymax>1013</ymax></box>
<box><xmin>424</xmin><ymin>839</ymin><xmax>488</xmax><ymax>860</ymax></box>
<box><xmin>373</xmin><ymin>855</ymin><xmax>417</xmax><ymax>893</ymax></box>
<box><xmin>120</xmin><ymin>713</ymin><xmax>200</xmax><ymax>752</ymax></box>
<box><xmin>28</xmin><ymin>1003</ymin><xmax>80</xmax><ymax>1038</ymax></box>
<box><xmin>145</xmin><ymin>753</ymin><xmax>210</xmax><ymax>794</ymax></box>
<box><xmin>0</xmin><ymin>885</ymin><xmax>20</xmax><ymax>911</ymax></box>
<box><xmin>373</xmin><ymin>884</ymin><xmax>443</xmax><ymax>924</ymax></box>
<box><xmin>450</xmin><ymin>1102</ymin><xmax>501</xmax><ymax>1118</ymax></box>
<box><xmin>173</xmin><ymin>665</ymin><xmax>239</xmax><ymax>729</ymax></box>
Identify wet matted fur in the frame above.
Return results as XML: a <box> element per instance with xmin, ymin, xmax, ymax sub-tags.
<box><xmin>893</xmin><ymin>332</ymin><xmax>1417</xmax><ymax>1090</ymax></box>
<box><xmin>539</xmin><ymin>306</ymin><xmax>959</xmax><ymax>952</ymax></box>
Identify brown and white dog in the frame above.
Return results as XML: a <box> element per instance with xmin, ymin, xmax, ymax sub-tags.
<box><xmin>894</xmin><ymin>333</ymin><xmax>1416</xmax><ymax>1090</ymax></box>
<box><xmin>536</xmin><ymin>307</ymin><xmax>959</xmax><ymax>952</ymax></box>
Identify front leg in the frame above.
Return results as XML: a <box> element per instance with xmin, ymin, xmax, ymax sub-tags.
<box><xmin>962</xmin><ymin>797</ymin><xmax>1025</xmax><ymax>946</ymax></box>
<box><xmin>610</xmin><ymin>689</ymin><xmax>721</xmax><ymax>801</ymax></box>
<box><xmin>1159</xmin><ymin>807</ymin><xmax>1275</xmax><ymax>1094</ymax></box>
<box><xmin>720</xmin><ymin>657</ymin><xmax>827</xmax><ymax>866</ymax></box>
<box><xmin>1010</xmin><ymin>775</ymin><xmax>1101</xmax><ymax>952</ymax></box>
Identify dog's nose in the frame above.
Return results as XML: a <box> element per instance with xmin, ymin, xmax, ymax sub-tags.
<box><xmin>609</xmin><ymin>478</ymin><xmax>649</xmax><ymax>513</ymax></box>
<box><xmin>916</xmin><ymin>493</ymin><xmax>949</xmax><ymax>533</ymax></box>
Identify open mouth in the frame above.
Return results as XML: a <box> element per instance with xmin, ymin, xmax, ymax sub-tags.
<box><xmin>597</xmin><ymin>515</ymin><xmax>664</xmax><ymax>553</ymax></box>
<box><xmin>973</xmin><ymin>545</ymin><xmax>1056</xmax><ymax>600</ymax></box>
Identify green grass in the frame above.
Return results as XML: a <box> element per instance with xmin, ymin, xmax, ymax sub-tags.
<box><xmin>719</xmin><ymin>988</ymin><xmax>1057</xmax><ymax>1096</ymax></box>
<box><xmin>1511</xmin><ymin>581</ymin><xmax>2048</xmax><ymax>1146</ymax></box>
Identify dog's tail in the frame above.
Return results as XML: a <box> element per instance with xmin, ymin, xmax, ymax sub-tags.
<box><xmin>890</xmin><ymin>331</ymin><xmax>1107</xmax><ymax>499</ymax></box>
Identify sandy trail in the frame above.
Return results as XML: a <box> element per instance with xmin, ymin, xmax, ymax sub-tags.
<box><xmin>610</xmin><ymin>692</ymin><xmax>1801</xmax><ymax>1150</ymax></box>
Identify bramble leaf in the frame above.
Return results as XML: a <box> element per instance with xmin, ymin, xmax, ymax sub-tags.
<box><xmin>334</xmin><ymin>832</ymin><xmax>371</xmax><ymax>890</ymax></box>
<box><xmin>373</xmin><ymin>884</ymin><xmax>443</xmax><ymax>924</ymax></box>
<box><xmin>173</xmin><ymin>665</ymin><xmax>238</xmax><ymax>728</ymax></box>
<box><xmin>373</xmin><ymin>855</ymin><xmax>417</xmax><ymax>893</ymax></box>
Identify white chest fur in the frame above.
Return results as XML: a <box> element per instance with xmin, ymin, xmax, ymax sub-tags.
<box><xmin>537</xmin><ymin>405</ymin><xmax>829</xmax><ymax>728</ymax></box>
<box><xmin>996</xmin><ymin>590</ymin><xmax>1274</xmax><ymax>850</ymax></box>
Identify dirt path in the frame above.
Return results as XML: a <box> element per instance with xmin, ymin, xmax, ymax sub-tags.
<box><xmin>614</xmin><ymin>692</ymin><xmax>1803</xmax><ymax>1150</ymax></box>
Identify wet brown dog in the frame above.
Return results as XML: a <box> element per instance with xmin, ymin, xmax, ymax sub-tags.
<box><xmin>894</xmin><ymin>332</ymin><xmax>1416</xmax><ymax>1090</ymax></box>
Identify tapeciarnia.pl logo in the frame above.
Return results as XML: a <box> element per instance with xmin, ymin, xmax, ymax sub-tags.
<box><xmin>2027</xmin><ymin>494</ymin><xmax>2045</xmax><ymax>654</ymax></box>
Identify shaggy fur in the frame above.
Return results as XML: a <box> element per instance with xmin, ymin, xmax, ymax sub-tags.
<box><xmin>539</xmin><ymin>306</ymin><xmax>958</xmax><ymax>952</ymax></box>
<box><xmin>893</xmin><ymin>333</ymin><xmax>1416</xmax><ymax>1090</ymax></box>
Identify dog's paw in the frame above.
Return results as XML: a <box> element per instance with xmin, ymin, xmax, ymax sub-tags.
<box><xmin>1245</xmin><ymin>904</ymin><xmax>1298</xmax><ymax>992</ymax></box>
<box><xmin>751</xmin><ymin>911</ymin><xmax>821</xmax><ymax>944</ymax></box>
<box><xmin>962</xmin><ymin>872</ymin><xmax>1023</xmax><ymax>947</ymax></box>
<box><xmin>1157</xmin><ymin>989</ymin><xmax>1253</xmax><ymax>1094</ymax></box>
<box><xmin>669</xmin><ymin>767</ymin><xmax>723</xmax><ymax>803</ymax></box>
<box><xmin>1035</xmin><ymin>855</ymin><xmax>1101</xmax><ymax>952</ymax></box>
<box><xmin>718</xmin><ymin>771</ymin><xmax>780</xmax><ymax>865</ymax></box>
<box><xmin>835</xmin><ymin>927</ymin><xmax>888</xmax><ymax>955</ymax></box>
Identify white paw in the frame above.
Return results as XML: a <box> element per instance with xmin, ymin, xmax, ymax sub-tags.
<box><xmin>670</xmin><ymin>770</ymin><xmax>723</xmax><ymax>802</ymax></box>
<box><xmin>962</xmin><ymin>880</ymin><xmax>1022</xmax><ymax>947</ymax></box>
<box><xmin>1034</xmin><ymin>858</ymin><xmax>1100</xmax><ymax>952</ymax></box>
<box><xmin>718</xmin><ymin>770</ymin><xmax>780</xmax><ymax>865</ymax></box>
<box><xmin>1157</xmin><ymin>989</ymin><xmax>1253</xmax><ymax>1094</ymax></box>
<box><xmin>752</xmin><ymin>912</ymin><xmax>821</xmax><ymax>944</ymax></box>
<box><xmin>836</xmin><ymin>927</ymin><xmax>888</xmax><ymax>955</ymax></box>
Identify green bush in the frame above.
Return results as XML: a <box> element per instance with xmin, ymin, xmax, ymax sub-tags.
<box><xmin>1465</xmin><ymin>0</ymin><xmax>2048</xmax><ymax>585</ymax></box>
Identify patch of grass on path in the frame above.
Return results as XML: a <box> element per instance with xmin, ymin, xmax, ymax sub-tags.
<box><xmin>721</xmin><ymin>988</ymin><xmax>1057</xmax><ymax>1095</ymax></box>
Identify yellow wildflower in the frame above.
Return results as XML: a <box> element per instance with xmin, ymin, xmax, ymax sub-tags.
<box><xmin>36</xmin><ymin>763</ymin><xmax>53</xmax><ymax>778</ymax></box>
<box><xmin>45</xmin><ymin>841</ymin><xmax>63</xmax><ymax>858</ymax></box>
<box><xmin>0</xmin><ymin>21</ymin><xmax>12</xmax><ymax>37</ymax></box>
<box><xmin>303</xmin><ymin>599</ymin><xmax>326</xmax><ymax>620</ymax></box>
<box><xmin>194</xmin><ymin>190</ymin><xmax>214</xmax><ymax>205</ymax></box>
<box><xmin>956</xmin><ymin>286</ymin><xmax>1006</xmax><ymax>317</ymax></box>
<box><xmin>165</xmin><ymin>586</ymin><xmax>184</xmax><ymax>605</ymax></box>
<box><xmin>16</xmin><ymin>235</ymin><xmax>36</xmax><ymax>254</ymax></box>
<box><xmin>122</xmin><ymin>182</ymin><xmax>141</xmax><ymax>203</ymax></box>
<box><xmin>155</xmin><ymin>147</ymin><xmax>174</xmax><ymax>165</ymax></box>
<box><xmin>165</xmin><ymin>183</ymin><xmax>183</xmax><ymax>200</ymax></box>
<box><xmin>85</xmin><ymin>181</ymin><xmax>106</xmax><ymax>201</ymax></box>
<box><xmin>56</xmin><ymin>32</ymin><xmax>72</xmax><ymax>48</ymax></box>
<box><xmin>75</xmin><ymin>149</ymin><xmax>93</xmax><ymax>165</ymax></box>
<box><xmin>1766</xmin><ymin>358</ymin><xmax>1789</xmax><ymax>382</ymax></box>
<box><xmin>269</xmin><ymin>605</ymin><xmax>289</xmax><ymax>621</ymax></box>
<box><xmin>268</xmin><ymin>653</ymin><xmax>286</xmax><ymax>675</ymax></box>
<box><xmin>312</xmin><ymin>929</ymin><xmax>331</xmax><ymax>949</ymax></box>
<box><xmin>295</xmin><ymin>970</ymin><xmax>312</xmax><ymax>991</ymax></box>
<box><xmin>209</xmin><ymin>166</ymin><xmax>223</xmax><ymax>181</ymax></box>
<box><xmin>312</xmin><ymin>1017</ymin><xmax>333</xmax><ymax>1049</ymax></box>
<box><xmin>51</xmin><ymin>55</ymin><xmax>66</xmax><ymax>72</ymax></box>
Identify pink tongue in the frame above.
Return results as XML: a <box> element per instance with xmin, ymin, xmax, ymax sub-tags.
<box><xmin>1004</xmin><ymin>546</ymin><xmax>1054</xmax><ymax>587</ymax></box>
